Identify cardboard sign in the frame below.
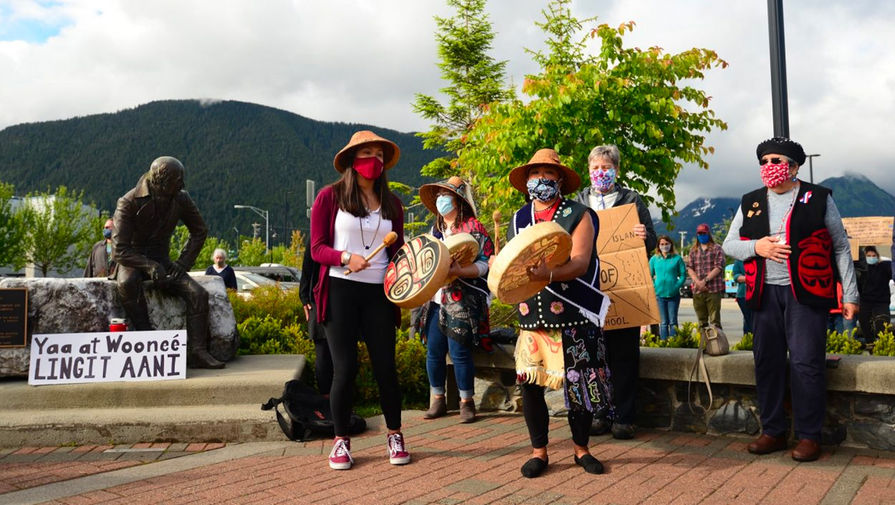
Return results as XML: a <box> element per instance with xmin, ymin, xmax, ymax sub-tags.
<box><xmin>841</xmin><ymin>216</ymin><xmax>894</xmax><ymax>246</ymax></box>
<box><xmin>0</xmin><ymin>288</ymin><xmax>28</xmax><ymax>348</ymax></box>
<box><xmin>28</xmin><ymin>330</ymin><xmax>186</xmax><ymax>386</ymax></box>
<box><xmin>596</xmin><ymin>204</ymin><xmax>659</xmax><ymax>330</ymax></box>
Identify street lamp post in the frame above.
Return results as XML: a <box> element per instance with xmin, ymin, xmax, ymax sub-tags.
<box><xmin>234</xmin><ymin>204</ymin><xmax>269</xmax><ymax>251</ymax></box>
<box><xmin>678</xmin><ymin>231</ymin><xmax>688</xmax><ymax>251</ymax></box>
<box><xmin>806</xmin><ymin>153</ymin><xmax>821</xmax><ymax>184</ymax></box>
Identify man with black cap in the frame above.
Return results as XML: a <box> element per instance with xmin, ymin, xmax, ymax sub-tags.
<box><xmin>722</xmin><ymin>137</ymin><xmax>857</xmax><ymax>462</ymax></box>
<box><xmin>113</xmin><ymin>156</ymin><xmax>224</xmax><ymax>369</ymax></box>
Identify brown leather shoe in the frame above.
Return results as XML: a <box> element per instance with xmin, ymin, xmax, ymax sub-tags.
<box><xmin>747</xmin><ymin>434</ymin><xmax>788</xmax><ymax>455</ymax></box>
<box><xmin>459</xmin><ymin>400</ymin><xmax>476</xmax><ymax>423</ymax></box>
<box><xmin>792</xmin><ymin>439</ymin><xmax>821</xmax><ymax>462</ymax></box>
<box><xmin>423</xmin><ymin>395</ymin><xmax>447</xmax><ymax>419</ymax></box>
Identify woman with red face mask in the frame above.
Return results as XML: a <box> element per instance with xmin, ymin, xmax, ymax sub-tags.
<box><xmin>310</xmin><ymin>130</ymin><xmax>408</xmax><ymax>470</ymax></box>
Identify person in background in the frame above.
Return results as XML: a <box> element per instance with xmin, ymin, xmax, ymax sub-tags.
<box><xmin>687</xmin><ymin>223</ymin><xmax>726</xmax><ymax>329</ymax></box>
<box><xmin>205</xmin><ymin>248</ymin><xmax>237</xmax><ymax>290</ymax></box>
<box><xmin>855</xmin><ymin>246</ymin><xmax>892</xmax><ymax>345</ymax></box>
<box><xmin>417</xmin><ymin>176</ymin><xmax>494</xmax><ymax>424</ymax></box>
<box><xmin>506</xmin><ymin>148</ymin><xmax>613</xmax><ymax>478</ymax></box>
<box><xmin>310</xmin><ymin>130</ymin><xmax>408</xmax><ymax>471</ymax></box>
<box><xmin>299</xmin><ymin>234</ymin><xmax>333</xmax><ymax>396</ymax></box>
<box><xmin>732</xmin><ymin>259</ymin><xmax>753</xmax><ymax>335</ymax></box>
<box><xmin>575</xmin><ymin>144</ymin><xmax>656</xmax><ymax>440</ymax></box>
<box><xmin>723</xmin><ymin>137</ymin><xmax>857</xmax><ymax>462</ymax></box>
<box><xmin>649</xmin><ymin>235</ymin><xmax>687</xmax><ymax>340</ymax></box>
<box><xmin>84</xmin><ymin>218</ymin><xmax>115</xmax><ymax>277</ymax></box>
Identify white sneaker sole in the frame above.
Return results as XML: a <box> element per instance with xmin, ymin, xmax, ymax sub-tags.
<box><xmin>389</xmin><ymin>455</ymin><xmax>411</xmax><ymax>465</ymax></box>
<box><xmin>329</xmin><ymin>460</ymin><xmax>352</xmax><ymax>470</ymax></box>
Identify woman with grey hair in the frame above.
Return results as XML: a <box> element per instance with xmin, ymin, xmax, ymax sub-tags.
<box><xmin>575</xmin><ymin>144</ymin><xmax>657</xmax><ymax>440</ymax></box>
<box><xmin>205</xmin><ymin>247</ymin><xmax>237</xmax><ymax>290</ymax></box>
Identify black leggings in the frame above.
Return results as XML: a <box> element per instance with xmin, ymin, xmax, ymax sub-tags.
<box><xmin>308</xmin><ymin>307</ymin><xmax>333</xmax><ymax>395</ymax></box>
<box><xmin>324</xmin><ymin>277</ymin><xmax>402</xmax><ymax>436</ymax></box>
<box><xmin>522</xmin><ymin>383</ymin><xmax>593</xmax><ymax>448</ymax></box>
<box><xmin>604</xmin><ymin>326</ymin><xmax>640</xmax><ymax>424</ymax></box>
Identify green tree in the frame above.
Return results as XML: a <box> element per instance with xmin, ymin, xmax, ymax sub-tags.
<box><xmin>20</xmin><ymin>186</ymin><xmax>102</xmax><ymax>276</ymax></box>
<box><xmin>457</xmin><ymin>0</ymin><xmax>728</xmax><ymax>224</ymax></box>
<box><xmin>237</xmin><ymin>237</ymin><xmax>267</xmax><ymax>266</ymax></box>
<box><xmin>168</xmin><ymin>225</ymin><xmax>190</xmax><ymax>263</ymax></box>
<box><xmin>0</xmin><ymin>181</ymin><xmax>26</xmax><ymax>269</ymax></box>
<box><xmin>412</xmin><ymin>0</ymin><xmax>513</xmax><ymax>177</ymax></box>
<box><xmin>195</xmin><ymin>236</ymin><xmax>231</xmax><ymax>271</ymax></box>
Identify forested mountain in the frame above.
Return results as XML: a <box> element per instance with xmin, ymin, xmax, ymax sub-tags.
<box><xmin>0</xmin><ymin>99</ymin><xmax>439</xmax><ymax>243</ymax></box>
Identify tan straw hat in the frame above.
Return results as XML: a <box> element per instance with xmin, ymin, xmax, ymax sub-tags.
<box><xmin>332</xmin><ymin>130</ymin><xmax>401</xmax><ymax>172</ymax></box>
<box><xmin>508</xmin><ymin>148</ymin><xmax>581</xmax><ymax>195</ymax></box>
<box><xmin>419</xmin><ymin>176</ymin><xmax>477</xmax><ymax>217</ymax></box>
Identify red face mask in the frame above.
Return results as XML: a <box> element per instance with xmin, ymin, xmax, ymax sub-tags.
<box><xmin>353</xmin><ymin>157</ymin><xmax>384</xmax><ymax>180</ymax></box>
<box><xmin>760</xmin><ymin>162</ymin><xmax>790</xmax><ymax>188</ymax></box>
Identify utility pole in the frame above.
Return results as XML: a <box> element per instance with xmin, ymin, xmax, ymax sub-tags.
<box><xmin>767</xmin><ymin>0</ymin><xmax>790</xmax><ymax>137</ymax></box>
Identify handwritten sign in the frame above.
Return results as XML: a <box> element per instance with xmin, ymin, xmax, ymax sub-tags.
<box><xmin>596</xmin><ymin>204</ymin><xmax>659</xmax><ymax>330</ymax></box>
<box><xmin>28</xmin><ymin>330</ymin><xmax>186</xmax><ymax>386</ymax></box>
<box><xmin>841</xmin><ymin>216</ymin><xmax>894</xmax><ymax>246</ymax></box>
<box><xmin>0</xmin><ymin>288</ymin><xmax>28</xmax><ymax>348</ymax></box>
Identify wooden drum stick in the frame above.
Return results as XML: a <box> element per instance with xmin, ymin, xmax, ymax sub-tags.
<box><xmin>492</xmin><ymin>210</ymin><xmax>502</xmax><ymax>255</ymax></box>
<box><xmin>344</xmin><ymin>231</ymin><xmax>398</xmax><ymax>275</ymax></box>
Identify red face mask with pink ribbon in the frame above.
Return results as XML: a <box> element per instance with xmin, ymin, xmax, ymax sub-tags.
<box><xmin>353</xmin><ymin>156</ymin><xmax>384</xmax><ymax>180</ymax></box>
<box><xmin>760</xmin><ymin>162</ymin><xmax>790</xmax><ymax>188</ymax></box>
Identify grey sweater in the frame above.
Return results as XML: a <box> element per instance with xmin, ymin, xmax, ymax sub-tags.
<box><xmin>722</xmin><ymin>185</ymin><xmax>858</xmax><ymax>304</ymax></box>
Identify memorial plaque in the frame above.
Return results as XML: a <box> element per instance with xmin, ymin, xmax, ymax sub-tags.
<box><xmin>0</xmin><ymin>288</ymin><xmax>28</xmax><ymax>348</ymax></box>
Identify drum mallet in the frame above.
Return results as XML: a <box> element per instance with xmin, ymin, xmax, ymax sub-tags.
<box><xmin>344</xmin><ymin>231</ymin><xmax>398</xmax><ymax>275</ymax></box>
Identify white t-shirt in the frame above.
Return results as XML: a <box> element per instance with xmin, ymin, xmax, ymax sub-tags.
<box><xmin>588</xmin><ymin>189</ymin><xmax>619</xmax><ymax>210</ymax></box>
<box><xmin>329</xmin><ymin>207</ymin><xmax>393</xmax><ymax>284</ymax></box>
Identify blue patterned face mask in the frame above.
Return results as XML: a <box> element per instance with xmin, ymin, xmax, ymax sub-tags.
<box><xmin>526</xmin><ymin>177</ymin><xmax>560</xmax><ymax>202</ymax></box>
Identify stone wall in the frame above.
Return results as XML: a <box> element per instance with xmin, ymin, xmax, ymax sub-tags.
<box><xmin>0</xmin><ymin>276</ymin><xmax>239</xmax><ymax>377</ymax></box>
<box><xmin>459</xmin><ymin>345</ymin><xmax>895</xmax><ymax>451</ymax></box>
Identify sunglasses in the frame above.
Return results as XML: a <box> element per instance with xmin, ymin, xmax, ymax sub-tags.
<box><xmin>759</xmin><ymin>157</ymin><xmax>789</xmax><ymax>166</ymax></box>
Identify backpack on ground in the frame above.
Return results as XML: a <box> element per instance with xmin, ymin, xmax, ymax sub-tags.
<box><xmin>261</xmin><ymin>380</ymin><xmax>366</xmax><ymax>441</ymax></box>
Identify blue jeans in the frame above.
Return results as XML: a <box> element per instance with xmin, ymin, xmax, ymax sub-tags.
<box><xmin>656</xmin><ymin>295</ymin><xmax>680</xmax><ymax>340</ymax></box>
<box><xmin>425</xmin><ymin>304</ymin><xmax>475</xmax><ymax>399</ymax></box>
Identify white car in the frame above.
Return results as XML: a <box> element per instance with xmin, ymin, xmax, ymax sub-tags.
<box><xmin>189</xmin><ymin>270</ymin><xmax>288</xmax><ymax>299</ymax></box>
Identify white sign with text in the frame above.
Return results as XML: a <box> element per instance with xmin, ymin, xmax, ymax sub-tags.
<box><xmin>29</xmin><ymin>330</ymin><xmax>187</xmax><ymax>386</ymax></box>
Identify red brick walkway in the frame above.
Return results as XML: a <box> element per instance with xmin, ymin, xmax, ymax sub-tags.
<box><xmin>2</xmin><ymin>412</ymin><xmax>894</xmax><ymax>504</ymax></box>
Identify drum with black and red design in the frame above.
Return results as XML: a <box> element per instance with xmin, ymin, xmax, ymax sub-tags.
<box><xmin>384</xmin><ymin>234</ymin><xmax>451</xmax><ymax>308</ymax></box>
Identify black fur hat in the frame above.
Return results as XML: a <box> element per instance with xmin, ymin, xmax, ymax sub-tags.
<box><xmin>756</xmin><ymin>137</ymin><xmax>806</xmax><ymax>165</ymax></box>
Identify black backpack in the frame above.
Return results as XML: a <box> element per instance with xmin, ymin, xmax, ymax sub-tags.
<box><xmin>261</xmin><ymin>380</ymin><xmax>366</xmax><ymax>441</ymax></box>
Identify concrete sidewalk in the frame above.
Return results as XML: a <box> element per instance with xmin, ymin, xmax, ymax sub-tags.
<box><xmin>2</xmin><ymin>411</ymin><xmax>895</xmax><ymax>505</ymax></box>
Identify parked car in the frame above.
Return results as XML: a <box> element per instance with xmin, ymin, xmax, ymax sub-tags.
<box><xmin>189</xmin><ymin>270</ymin><xmax>297</xmax><ymax>299</ymax></box>
<box><xmin>234</xmin><ymin>265</ymin><xmax>301</xmax><ymax>283</ymax></box>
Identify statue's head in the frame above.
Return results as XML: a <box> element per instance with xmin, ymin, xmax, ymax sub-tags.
<box><xmin>147</xmin><ymin>156</ymin><xmax>185</xmax><ymax>197</ymax></box>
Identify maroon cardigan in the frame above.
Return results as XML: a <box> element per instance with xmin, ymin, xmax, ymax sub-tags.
<box><xmin>310</xmin><ymin>185</ymin><xmax>405</xmax><ymax>325</ymax></box>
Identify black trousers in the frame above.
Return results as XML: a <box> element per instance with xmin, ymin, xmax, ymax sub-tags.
<box><xmin>522</xmin><ymin>383</ymin><xmax>593</xmax><ymax>448</ymax></box>
<box><xmin>604</xmin><ymin>326</ymin><xmax>640</xmax><ymax>424</ymax></box>
<box><xmin>324</xmin><ymin>277</ymin><xmax>402</xmax><ymax>436</ymax></box>
<box><xmin>753</xmin><ymin>284</ymin><xmax>827</xmax><ymax>441</ymax></box>
<box><xmin>307</xmin><ymin>303</ymin><xmax>333</xmax><ymax>395</ymax></box>
<box><xmin>857</xmin><ymin>301</ymin><xmax>891</xmax><ymax>343</ymax></box>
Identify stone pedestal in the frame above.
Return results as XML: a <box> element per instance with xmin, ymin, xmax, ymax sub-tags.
<box><xmin>0</xmin><ymin>276</ymin><xmax>239</xmax><ymax>377</ymax></box>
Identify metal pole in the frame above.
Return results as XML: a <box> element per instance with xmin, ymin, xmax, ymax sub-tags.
<box><xmin>806</xmin><ymin>154</ymin><xmax>821</xmax><ymax>184</ymax></box>
<box><xmin>767</xmin><ymin>0</ymin><xmax>790</xmax><ymax>138</ymax></box>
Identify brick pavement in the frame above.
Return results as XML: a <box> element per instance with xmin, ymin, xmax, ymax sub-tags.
<box><xmin>2</xmin><ymin>412</ymin><xmax>895</xmax><ymax>505</ymax></box>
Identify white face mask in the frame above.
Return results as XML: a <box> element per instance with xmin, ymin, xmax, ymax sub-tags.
<box><xmin>866</xmin><ymin>256</ymin><xmax>879</xmax><ymax>265</ymax></box>
<box><xmin>659</xmin><ymin>244</ymin><xmax>671</xmax><ymax>253</ymax></box>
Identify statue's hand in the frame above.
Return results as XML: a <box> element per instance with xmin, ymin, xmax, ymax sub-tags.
<box><xmin>148</xmin><ymin>262</ymin><xmax>167</xmax><ymax>281</ymax></box>
<box><xmin>168</xmin><ymin>261</ymin><xmax>187</xmax><ymax>279</ymax></box>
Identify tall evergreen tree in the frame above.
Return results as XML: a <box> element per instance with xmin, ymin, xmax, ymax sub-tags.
<box><xmin>413</xmin><ymin>0</ymin><xmax>513</xmax><ymax>177</ymax></box>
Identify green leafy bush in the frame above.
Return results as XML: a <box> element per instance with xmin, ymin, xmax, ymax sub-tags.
<box><xmin>237</xmin><ymin>315</ymin><xmax>305</xmax><ymax>355</ymax></box>
<box><xmin>228</xmin><ymin>286</ymin><xmax>306</xmax><ymax>326</ymax></box>
<box><xmin>872</xmin><ymin>326</ymin><xmax>895</xmax><ymax>356</ymax></box>
<box><xmin>640</xmin><ymin>322</ymin><xmax>699</xmax><ymax>348</ymax></box>
<box><xmin>826</xmin><ymin>329</ymin><xmax>863</xmax><ymax>355</ymax></box>
<box><xmin>732</xmin><ymin>332</ymin><xmax>753</xmax><ymax>351</ymax></box>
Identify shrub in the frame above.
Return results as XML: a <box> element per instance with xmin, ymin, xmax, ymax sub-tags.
<box><xmin>732</xmin><ymin>332</ymin><xmax>753</xmax><ymax>351</ymax></box>
<box><xmin>640</xmin><ymin>322</ymin><xmax>699</xmax><ymax>348</ymax></box>
<box><xmin>872</xmin><ymin>325</ymin><xmax>895</xmax><ymax>356</ymax></box>
<box><xmin>237</xmin><ymin>315</ymin><xmax>305</xmax><ymax>355</ymax></box>
<box><xmin>826</xmin><ymin>329</ymin><xmax>863</xmax><ymax>355</ymax></box>
<box><xmin>228</xmin><ymin>286</ymin><xmax>306</xmax><ymax>326</ymax></box>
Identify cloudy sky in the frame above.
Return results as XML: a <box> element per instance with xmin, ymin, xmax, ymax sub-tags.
<box><xmin>1</xmin><ymin>0</ymin><xmax>893</xmax><ymax>208</ymax></box>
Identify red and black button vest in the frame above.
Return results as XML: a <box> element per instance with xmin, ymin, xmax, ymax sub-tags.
<box><xmin>737</xmin><ymin>181</ymin><xmax>836</xmax><ymax>310</ymax></box>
